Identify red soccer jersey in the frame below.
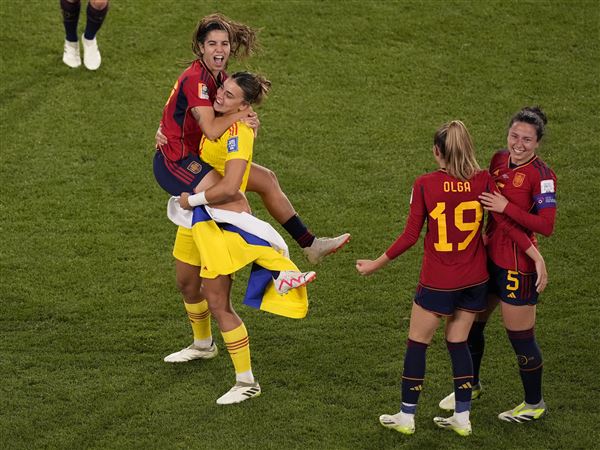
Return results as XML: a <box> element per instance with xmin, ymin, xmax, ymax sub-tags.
<box><xmin>159</xmin><ymin>60</ymin><xmax>225</xmax><ymax>161</ymax></box>
<box><xmin>385</xmin><ymin>169</ymin><xmax>532</xmax><ymax>290</ymax></box>
<box><xmin>486</xmin><ymin>150</ymin><xmax>557</xmax><ymax>273</ymax></box>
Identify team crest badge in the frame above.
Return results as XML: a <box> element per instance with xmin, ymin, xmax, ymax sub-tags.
<box><xmin>513</xmin><ymin>172</ymin><xmax>526</xmax><ymax>187</ymax></box>
<box><xmin>199</xmin><ymin>83</ymin><xmax>209</xmax><ymax>100</ymax></box>
<box><xmin>187</xmin><ymin>161</ymin><xmax>202</xmax><ymax>174</ymax></box>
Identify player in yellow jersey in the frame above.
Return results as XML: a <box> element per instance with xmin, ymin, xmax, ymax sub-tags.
<box><xmin>168</xmin><ymin>72</ymin><xmax>315</xmax><ymax>404</ymax></box>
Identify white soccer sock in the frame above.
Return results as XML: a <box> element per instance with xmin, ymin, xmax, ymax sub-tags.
<box><xmin>194</xmin><ymin>337</ymin><xmax>213</xmax><ymax>349</ymax></box>
<box><xmin>236</xmin><ymin>369</ymin><xmax>255</xmax><ymax>384</ymax></box>
<box><xmin>453</xmin><ymin>410</ymin><xmax>470</xmax><ymax>425</ymax></box>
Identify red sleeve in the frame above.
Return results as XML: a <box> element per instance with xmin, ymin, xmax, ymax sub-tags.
<box><xmin>183</xmin><ymin>77</ymin><xmax>213</xmax><ymax>110</ymax></box>
<box><xmin>504</xmin><ymin>202</ymin><xmax>556</xmax><ymax>237</ymax></box>
<box><xmin>385</xmin><ymin>180</ymin><xmax>426</xmax><ymax>260</ymax></box>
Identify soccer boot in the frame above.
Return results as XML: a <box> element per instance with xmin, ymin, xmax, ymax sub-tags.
<box><xmin>438</xmin><ymin>382</ymin><xmax>482</xmax><ymax>411</ymax></box>
<box><xmin>216</xmin><ymin>381</ymin><xmax>261</xmax><ymax>405</ymax></box>
<box><xmin>163</xmin><ymin>342</ymin><xmax>218</xmax><ymax>363</ymax></box>
<box><xmin>379</xmin><ymin>412</ymin><xmax>415</xmax><ymax>435</ymax></box>
<box><xmin>303</xmin><ymin>233</ymin><xmax>351</xmax><ymax>264</ymax></box>
<box><xmin>498</xmin><ymin>401</ymin><xmax>546</xmax><ymax>423</ymax></box>
<box><xmin>433</xmin><ymin>415</ymin><xmax>472</xmax><ymax>436</ymax></box>
<box><xmin>274</xmin><ymin>270</ymin><xmax>316</xmax><ymax>295</ymax></box>
<box><xmin>62</xmin><ymin>40</ymin><xmax>81</xmax><ymax>68</ymax></box>
<box><xmin>82</xmin><ymin>34</ymin><xmax>101</xmax><ymax>70</ymax></box>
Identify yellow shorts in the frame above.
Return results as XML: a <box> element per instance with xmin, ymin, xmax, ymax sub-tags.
<box><xmin>172</xmin><ymin>226</ymin><xmax>201</xmax><ymax>267</ymax></box>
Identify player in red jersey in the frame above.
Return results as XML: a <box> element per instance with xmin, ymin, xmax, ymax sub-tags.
<box><xmin>156</xmin><ymin>14</ymin><xmax>348</xmax><ymax>366</ymax></box>
<box><xmin>356</xmin><ymin>121</ymin><xmax>546</xmax><ymax>436</ymax></box>
<box><xmin>438</xmin><ymin>107</ymin><xmax>556</xmax><ymax>423</ymax></box>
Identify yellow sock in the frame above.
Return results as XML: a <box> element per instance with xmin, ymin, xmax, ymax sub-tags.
<box><xmin>221</xmin><ymin>323</ymin><xmax>253</xmax><ymax>382</ymax></box>
<box><xmin>184</xmin><ymin>300</ymin><xmax>212</xmax><ymax>346</ymax></box>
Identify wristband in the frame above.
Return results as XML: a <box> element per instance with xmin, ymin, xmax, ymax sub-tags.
<box><xmin>187</xmin><ymin>191</ymin><xmax>208</xmax><ymax>207</ymax></box>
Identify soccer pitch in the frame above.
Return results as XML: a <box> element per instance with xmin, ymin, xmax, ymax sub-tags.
<box><xmin>1</xmin><ymin>1</ymin><xmax>599</xmax><ymax>448</ymax></box>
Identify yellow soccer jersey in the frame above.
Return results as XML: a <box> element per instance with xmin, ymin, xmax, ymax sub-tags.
<box><xmin>199</xmin><ymin>121</ymin><xmax>253</xmax><ymax>192</ymax></box>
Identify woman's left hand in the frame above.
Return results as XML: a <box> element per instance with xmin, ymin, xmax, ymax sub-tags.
<box><xmin>178</xmin><ymin>193</ymin><xmax>192</xmax><ymax>210</ymax></box>
<box><xmin>479</xmin><ymin>191</ymin><xmax>509</xmax><ymax>213</ymax></box>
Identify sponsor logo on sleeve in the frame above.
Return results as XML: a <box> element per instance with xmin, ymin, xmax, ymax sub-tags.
<box><xmin>227</xmin><ymin>136</ymin><xmax>239</xmax><ymax>153</ymax></box>
<box><xmin>540</xmin><ymin>179</ymin><xmax>555</xmax><ymax>193</ymax></box>
<box><xmin>199</xmin><ymin>83</ymin><xmax>209</xmax><ymax>100</ymax></box>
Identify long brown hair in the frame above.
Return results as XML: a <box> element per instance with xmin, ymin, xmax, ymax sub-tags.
<box><xmin>433</xmin><ymin>120</ymin><xmax>480</xmax><ymax>181</ymax></box>
<box><xmin>191</xmin><ymin>13</ymin><xmax>259</xmax><ymax>60</ymax></box>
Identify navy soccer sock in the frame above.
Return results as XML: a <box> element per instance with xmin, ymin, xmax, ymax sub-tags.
<box><xmin>60</xmin><ymin>0</ymin><xmax>81</xmax><ymax>42</ymax></box>
<box><xmin>282</xmin><ymin>214</ymin><xmax>315</xmax><ymax>248</ymax></box>
<box><xmin>507</xmin><ymin>328</ymin><xmax>543</xmax><ymax>405</ymax></box>
<box><xmin>447</xmin><ymin>340</ymin><xmax>473</xmax><ymax>413</ymax></box>
<box><xmin>467</xmin><ymin>320</ymin><xmax>487</xmax><ymax>385</ymax></box>
<box><xmin>83</xmin><ymin>2</ymin><xmax>109</xmax><ymax>40</ymax></box>
<box><xmin>400</xmin><ymin>339</ymin><xmax>428</xmax><ymax>410</ymax></box>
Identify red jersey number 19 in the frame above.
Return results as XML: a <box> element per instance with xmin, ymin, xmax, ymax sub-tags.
<box><xmin>429</xmin><ymin>201</ymin><xmax>483</xmax><ymax>252</ymax></box>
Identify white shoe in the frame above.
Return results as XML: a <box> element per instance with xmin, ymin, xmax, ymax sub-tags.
<box><xmin>216</xmin><ymin>381</ymin><xmax>261</xmax><ymax>405</ymax></box>
<box><xmin>438</xmin><ymin>382</ymin><xmax>483</xmax><ymax>411</ymax></box>
<box><xmin>62</xmin><ymin>40</ymin><xmax>81</xmax><ymax>68</ymax></box>
<box><xmin>82</xmin><ymin>34</ymin><xmax>101</xmax><ymax>70</ymax></box>
<box><xmin>498</xmin><ymin>401</ymin><xmax>546</xmax><ymax>423</ymax></box>
<box><xmin>273</xmin><ymin>270</ymin><xmax>316</xmax><ymax>295</ymax></box>
<box><xmin>163</xmin><ymin>342</ymin><xmax>218</xmax><ymax>363</ymax></box>
<box><xmin>303</xmin><ymin>233</ymin><xmax>350</xmax><ymax>264</ymax></box>
<box><xmin>379</xmin><ymin>412</ymin><xmax>415</xmax><ymax>435</ymax></box>
<box><xmin>433</xmin><ymin>415</ymin><xmax>472</xmax><ymax>436</ymax></box>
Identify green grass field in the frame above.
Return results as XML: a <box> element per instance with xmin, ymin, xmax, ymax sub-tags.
<box><xmin>1</xmin><ymin>1</ymin><xmax>599</xmax><ymax>448</ymax></box>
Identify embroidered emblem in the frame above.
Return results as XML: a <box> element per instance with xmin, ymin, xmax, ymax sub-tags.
<box><xmin>513</xmin><ymin>172</ymin><xmax>526</xmax><ymax>187</ymax></box>
<box><xmin>187</xmin><ymin>161</ymin><xmax>202</xmax><ymax>174</ymax></box>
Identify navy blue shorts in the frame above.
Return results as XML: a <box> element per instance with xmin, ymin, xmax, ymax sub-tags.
<box><xmin>414</xmin><ymin>282</ymin><xmax>488</xmax><ymax>316</ymax></box>
<box><xmin>153</xmin><ymin>150</ymin><xmax>214</xmax><ymax>196</ymax></box>
<box><xmin>488</xmin><ymin>261</ymin><xmax>539</xmax><ymax>306</ymax></box>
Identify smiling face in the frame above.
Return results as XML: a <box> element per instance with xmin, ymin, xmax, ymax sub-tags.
<box><xmin>199</xmin><ymin>30</ymin><xmax>231</xmax><ymax>76</ymax></box>
<box><xmin>213</xmin><ymin>78</ymin><xmax>248</xmax><ymax>115</ymax></box>
<box><xmin>507</xmin><ymin>121</ymin><xmax>540</xmax><ymax>165</ymax></box>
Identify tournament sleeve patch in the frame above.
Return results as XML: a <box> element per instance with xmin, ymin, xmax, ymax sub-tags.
<box><xmin>533</xmin><ymin>192</ymin><xmax>557</xmax><ymax>210</ymax></box>
<box><xmin>198</xmin><ymin>83</ymin><xmax>209</xmax><ymax>100</ymax></box>
<box><xmin>540</xmin><ymin>179</ymin><xmax>555</xmax><ymax>193</ymax></box>
<box><xmin>227</xmin><ymin>136</ymin><xmax>239</xmax><ymax>153</ymax></box>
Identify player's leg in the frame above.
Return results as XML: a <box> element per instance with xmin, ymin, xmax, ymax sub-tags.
<box><xmin>164</xmin><ymin>229</ymin><xmax>216</xmax><ymax>363</ymax></box>
<box><xmin>498</xmin><ymin>301</ymin><xmax>545</xmax><ymax>422</ymax></box>
<box><xmin>433</xmin><ymin>309</ymin><xmax>477</xmax><ymax>437</ymax></box>
<box><xmin>246</xmin><ymin>163</ymin><xmax>350</xmax><ymax>264</ymax></box>
<box><xmin>202</xmin><ymin>275</ymin><xmax>260</xmax><ymax>404</ymax></box>
<box><xmin>380</xmin><ymin>302</ymin><xmax>440</xmax><ymax>435</ymax></box>
<box><xmin>60</xmin><ymin>0</ymin><xmax>82</xmax><ymax>68</ymax></box>
<box><xmin>81</xmin><ymin>0</ymin><xmax>109</xmax><ymax>70</ymax></box>
<box><xmin>438</xmin><ymin>285</ymin><xmax>500</xmax><ymax>411</ymax></box>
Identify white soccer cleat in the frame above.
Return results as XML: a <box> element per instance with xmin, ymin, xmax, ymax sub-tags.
<box><xmin>163</xmin><ymin>342</ymin><xmax>218</xmax><ymax>363</ymax></box>
<box><xmin>216</xmin><ymin>381</ymin><xmax>261</xmax><ymax>405</ymax></box>
<box><xmin>498</xmin><ymin>401</ymin><xmax>546</xmax><ymax>423</ymax></box>
<box><xmin>273</xmin><ymin>270</ymin><xmax>316</xmax><ymax>295</ymax></box>
<box><xmin>82</xmin><ymin>34</ymin><xmax>101</xmax><ymax>70</ymax></box>
<box><xmin>62</xmin><ymin>40</ymin><xmax>81</xmax><ymax>68</ymax></box>
<box><xmin>433</xmin><ymin>415</ymin><xmax>472</xmax><ymax>436</ymax></box>
<box><xmin>438</xmin><ymin>382</ymin><xmax>482</xmax><ymax>411</ymax></box>
<box><xmin>379</xmin><ymin>412</ymin><xmax>415</xmax><ymax>435</ymax></box>
<box><xmin>303</xmin><ymin>233</ymin><xmax>351</xmax><ymax>264</ymax></box>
